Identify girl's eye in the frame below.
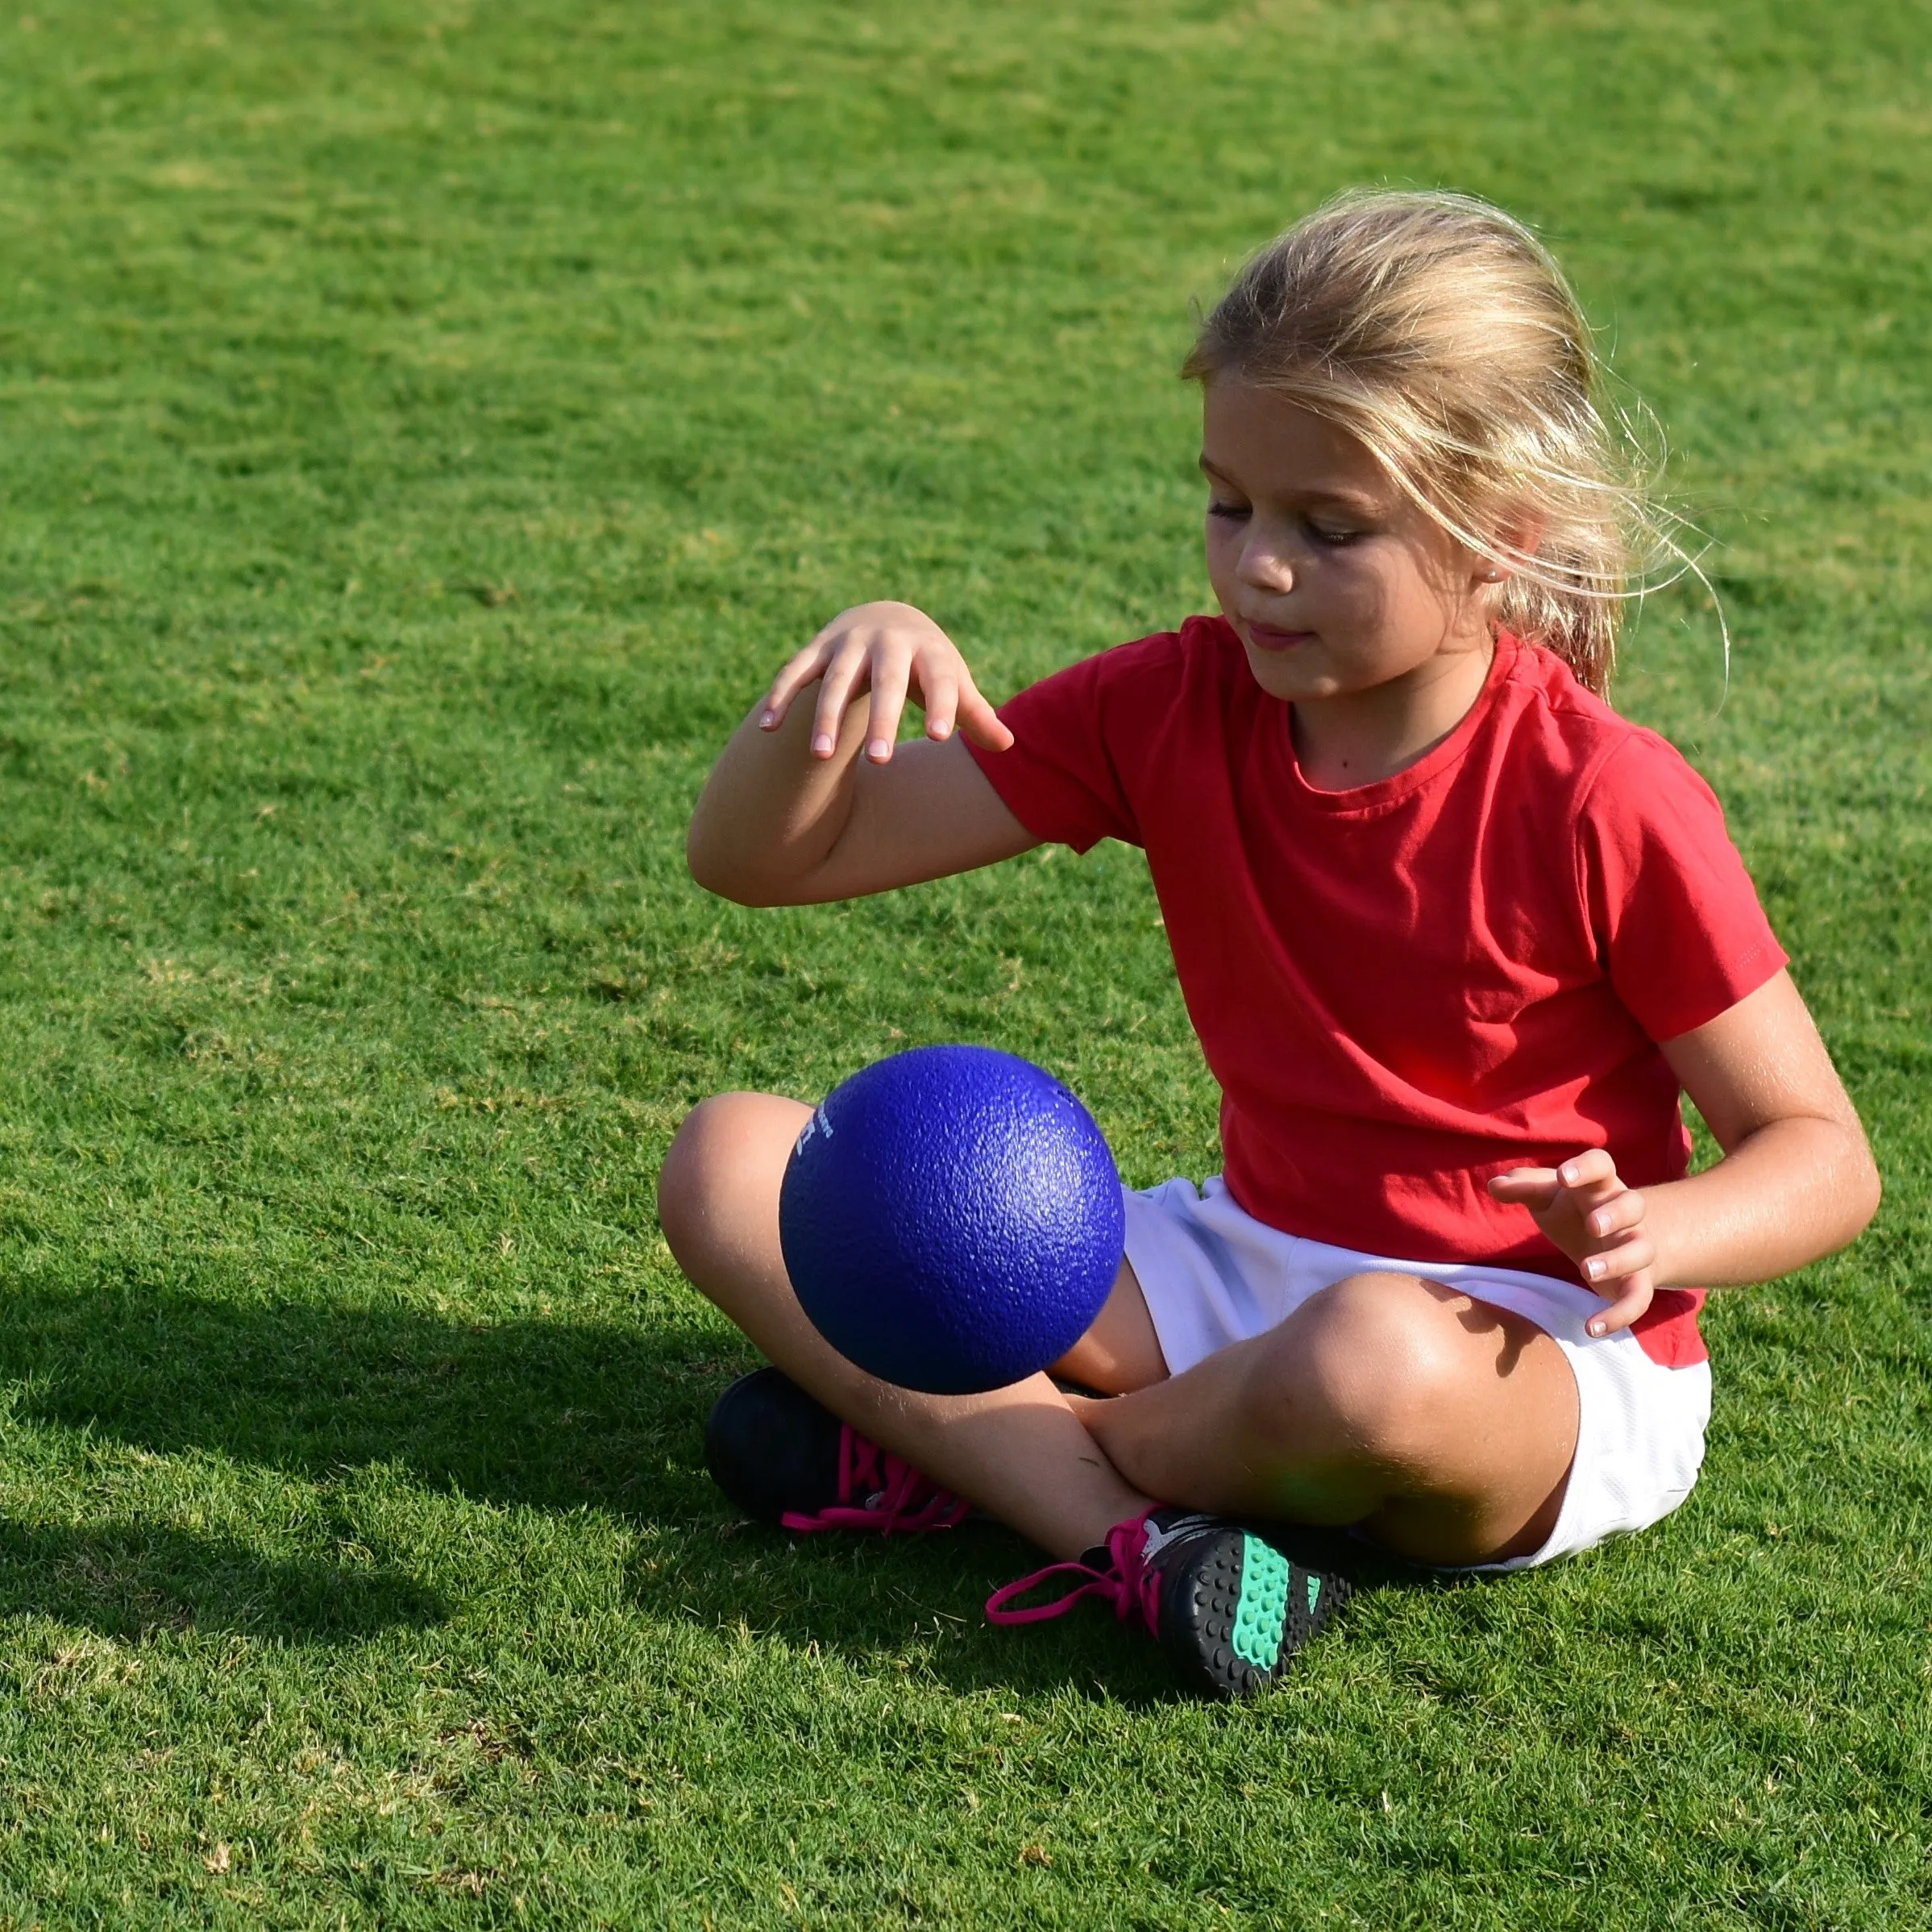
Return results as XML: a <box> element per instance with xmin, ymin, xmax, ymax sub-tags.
<box><xmin>1307</xmin><ymin>521</ymin><xmax>1361</xmax><ymax>546</ymax></box>
<box><xmin>1207</xmin><ymin>499</ymin><xmax>1250</xmax><ymax>522</ymax></box>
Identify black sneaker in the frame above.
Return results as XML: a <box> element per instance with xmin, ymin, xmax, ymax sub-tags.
<box><xmin>704</xmin><ymin>1368</ymin><xmax>974</xmax><ymax>1535</ymax></box>
<box><xmin>984</xmin><ymin>1506</ymin><xmax>1351</xmax><ymax>1699</ymax></box>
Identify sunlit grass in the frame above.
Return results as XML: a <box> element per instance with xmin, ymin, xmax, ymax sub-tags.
<box><xmin>0</xmin><ymin>2</ymin><xmax>1926</xmax><ymax>1923</ymax></box>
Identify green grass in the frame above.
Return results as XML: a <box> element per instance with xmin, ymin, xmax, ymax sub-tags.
<box><xmin>0</xmin><ymin>0</ymin><xmax>1927</xmax><ymax>1923</ymax></box>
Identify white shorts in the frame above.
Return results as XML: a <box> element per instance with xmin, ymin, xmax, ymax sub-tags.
<box><xmin>1122</xmin><ymin>1175</ymin><xmax>1711</xmax><ymax>1571</ymax></box>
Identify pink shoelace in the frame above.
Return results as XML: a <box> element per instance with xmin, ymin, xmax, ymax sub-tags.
<box><xmin>778</xmin><ymin>1424</ymin><xmax>974</xmax><ymax>1536</ymax></box>
<box><xmin>983</xmin><ymin>1508</ymin><xmax>1162</xmax><ymax>1631</ymax></box>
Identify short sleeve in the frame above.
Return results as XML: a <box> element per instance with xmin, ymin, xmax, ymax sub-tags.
<box><xmin>1577</xmin><ymin>732</ymin><xmax>1789</xmax><ymax>1043</ymax></box>
<box><xmin>965</xmin><ymin>637</ymin><xmax>1176</xmax><ymax>853</ymax></box>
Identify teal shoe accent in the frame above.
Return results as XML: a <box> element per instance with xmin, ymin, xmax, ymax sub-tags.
<box><xmin>1230</xmin><ymin>1535</ymin><xmax>1290</xmax><ymax>1670</ymax></box>
<box><xmin>990</xmin><ymin>1506</ymin><xmax>1352</xmax><ymax>1701</ymax></box>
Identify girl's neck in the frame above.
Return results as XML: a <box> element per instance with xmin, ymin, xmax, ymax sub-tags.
<box><xmin>1290</xmin><ymin>627</ymin><xmax>1498</xmax><ymax>792</ymax></box>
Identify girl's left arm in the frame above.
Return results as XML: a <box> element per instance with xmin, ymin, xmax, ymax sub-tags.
<box><xmin>1490</xmin><ymin>969</ymin><xmax>1882</xmax><ymax>1337</ymax></box>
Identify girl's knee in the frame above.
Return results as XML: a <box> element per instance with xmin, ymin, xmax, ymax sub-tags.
<box><xmin>1259</xmin><ymin>1272</ymin><xmax>1480</xmax><ymax>1471</ymax></box>
<box><xmin>656</xmin><ymin>1091</ymin><xmax>809</xmax><ymax>1273</ymax></box>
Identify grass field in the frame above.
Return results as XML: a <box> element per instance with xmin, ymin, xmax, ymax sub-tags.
<box><xmin>0</xmin><ymin>1</ymin><xmax>1928</xmax><ymax>1924</ymax></box>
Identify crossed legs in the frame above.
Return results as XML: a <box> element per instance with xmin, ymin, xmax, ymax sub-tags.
<box><xmin>658</xmin><ymin>1091</ymin><xmax>1579</xmax><ymax>1568</ymax></box>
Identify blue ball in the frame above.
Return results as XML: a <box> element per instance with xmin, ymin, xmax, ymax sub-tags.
<box><xmin>779</xmin><ymin>1045</ymin><xmax>1124</xmax><ymax>1395</ymax></box>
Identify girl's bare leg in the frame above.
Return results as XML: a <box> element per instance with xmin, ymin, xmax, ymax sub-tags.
<box><xmin>660</xmin><ymin>1091</ymin><xmax>1579</xmax><ymax>1568</ymax></box>
<box><xmin>657</xmin><ymin>1091</ymin><xmax>1157</xmax><ymax>1560</ymax></box>
<box><xmin>1066</xmin><ymin>1277</ymin><xmax>1579</xmax><ymax>1567</ymax></box>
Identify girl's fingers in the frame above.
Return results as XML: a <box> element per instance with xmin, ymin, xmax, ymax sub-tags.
<box><xmin>1556</xmin><ymin>1148</ymin><xmax>1617</xmax><ymax>1190</ymax></box>
<box><xmin>762</xmin><ymin>642</ymin><xmax>836</xmax><ymax>728</ymax></box>
<box><xmin>811</xmin><ymin>639</ymin><xmax>873</xmax><ymax>758</ymax></box>
<box><xmin>922</xmin><ymin>671</ymin><xmax>960</xmax><ymax>742</ymax></box>
<box><xmin>1578</xmin><ymin>1230</ymin><xmax>1652</xmax><ymax>1286</ymax></box>
<box><xmin>865</xmin><ymin>647</ymin><xmax>913</xmax><ymax>763</ymax></box>
<box><xmin>758</xmin><ymin>609</ymin><xmax>1001</xmax><ymax>760</ymax></box>
<box><xmin>1487</xmin><ymin>1166</ymin><xmax>1560</xmax><ymax>1206</ymax></box>
<box><xmin>1585</xmin><ymin>1190</ymin><xmax>1645</xmax><ymax>1240</ymax></box>
<box><xmin>957</xmin><ymin>680</ymin><xmax>1016</xmax><ymax>752</ymax></box>
<box><xmin>1585</xmin><ymin>1265</ymin><xmax>1656</xmax><ymax>1339</ymax></box>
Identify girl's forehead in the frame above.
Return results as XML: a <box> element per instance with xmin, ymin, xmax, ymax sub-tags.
<box><xmin>1201</xmin><ymin>384</ymin><xmax>1392</xmax><ymax>506</ymax></box>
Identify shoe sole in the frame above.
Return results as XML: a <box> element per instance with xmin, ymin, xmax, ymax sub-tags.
<box><xmin>1164</xmin><ymin>1529</ymin><xmax>1352</xmax><ymax>1699</ymax></box>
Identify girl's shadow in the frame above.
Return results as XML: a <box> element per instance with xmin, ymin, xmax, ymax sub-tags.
<box><xmin>0</xmin><ymin>1277</ymin><xmax>1415</xmax><ymax>1688</ymax></box>
<box><xmin>0</xmin><ymin>1276</ymin><xmax>725</xmax><ymax>1521</ymax></box>
<box><xmin>0</xmin><ymin>1519</ymin><xmax>443</xmax><ymax>1644</ymax></box>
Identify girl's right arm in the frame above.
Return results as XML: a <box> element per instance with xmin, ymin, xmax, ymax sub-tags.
<box><xmin>687</xmin><ymin>601</ymin><xmax>1038</xmax><ymax>906</ymax></box>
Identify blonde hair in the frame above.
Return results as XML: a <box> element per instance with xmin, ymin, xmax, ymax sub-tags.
<box><xmin>1182</xmin><ymin>189</ymin><xmax>1703</xmax><ymax>697</ymax></box>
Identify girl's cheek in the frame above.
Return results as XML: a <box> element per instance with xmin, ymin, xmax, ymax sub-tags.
<box><xmin>1203</xmin><ymin>530</ymin><xmax>1239</xmax><ymax>600</ymax></box>
<box><xmin>1336</xmin><ymin>560</ymin><xmax>1392</xmax><ymax>625</ymax></box>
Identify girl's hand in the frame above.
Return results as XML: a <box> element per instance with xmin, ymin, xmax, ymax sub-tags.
<box><xmin>758</xmin><ymin>600</ymin><xmax>1016</xmax><ymax>764</ymax></box>
<box><xmin>1487</xmin><ymin>1149</ymin><xmax>1656</xmax><ymax>1338</ymax></box>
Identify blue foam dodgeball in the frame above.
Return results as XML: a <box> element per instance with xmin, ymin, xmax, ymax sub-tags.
<box><xmin>779</xmin><ymin>1045</ymin><xmax>1125</xmax><ymax>1396</ymax></box>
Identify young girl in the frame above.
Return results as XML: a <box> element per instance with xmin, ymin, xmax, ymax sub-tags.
<box><xmin>657</xmin><ymin>191</ymin><xmax>1880</xmax><ymax>1699</ymax></box>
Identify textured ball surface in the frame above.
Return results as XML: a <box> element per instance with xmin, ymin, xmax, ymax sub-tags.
<box><xmin>779</xmin><ymin>1045</ymin><xmax>1124</xmax><ymax>1395</ymax></box>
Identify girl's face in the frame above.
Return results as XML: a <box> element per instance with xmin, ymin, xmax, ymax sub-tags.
<box><xmin>1200</xmin><ymin>381</ymin><xmax>1497</xmax><ymax>709</ymax></box>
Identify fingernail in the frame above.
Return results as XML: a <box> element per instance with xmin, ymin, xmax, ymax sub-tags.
<box><xmin>759</xmin><ymin>709</ymin><xmax>778</xmax><ymax>729</ymax></box>
<box><xmin>810</xmin><ymin>733</ymin><xmax>833</xmax><ymax>756</ymax></box>
<box><xmin>867</xmin><ymin>739</ymin><xmax>890</xmax><ymax>761</ymax></box>
<box><xmin>1560</xmin><ymin>1165</ymin><xmax>1578</xmax><ymax>1186</ymax></box>
<box><xmin>931</xmin><ymin>720</ymin><xmax>952</xmax><ymax>739</ymax></box>
<box><xmin>1588</xmin><ymin>1319</ymin><xmax>1606</xmax><ymax>1337</ymax></box>
<box><xmin>1586</xmin><ymin>1258</ymin><xmax>1605</xmax><ymax>1280</ymax></box>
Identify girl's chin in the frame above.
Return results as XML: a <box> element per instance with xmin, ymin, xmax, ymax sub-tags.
<box><xmin>1240</xmin><ymin>642</ymin><xmax>1326</xmax><ymax>702</ymax></box>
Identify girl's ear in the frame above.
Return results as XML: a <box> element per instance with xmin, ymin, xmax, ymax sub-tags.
<box><xmin>1473</xmin><ymin>510</ymin><xmax>1547</xmax><ymax>587</ymax></box>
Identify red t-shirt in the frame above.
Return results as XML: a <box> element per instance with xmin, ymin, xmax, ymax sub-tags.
<box><xmin>967</xmin><ymin>619</ymin><xmax>1788</xmax><ymax>1369</ymax></box>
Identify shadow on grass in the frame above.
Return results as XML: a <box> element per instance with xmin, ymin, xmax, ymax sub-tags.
<box><xmin>0</xmin><ymin>1278</ymin><xmax>727</xmax><ymax>1521</ymax></box>
<box><xmin>0</xmin><ymin>1278</ymin><xmax>1417</xmax><ymax>1696</ymax></box>
<box><xmin>0</xmin><ymin>1519</ymin><xmax>445</xmax><ymax>1643</ymax></box>
<box><xmin>637</xmin><ymin>1513</ymin><xmax>1419</xmax><ymax>1708</ymax></box>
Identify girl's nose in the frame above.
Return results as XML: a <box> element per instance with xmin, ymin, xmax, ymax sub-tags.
<box><xmin>1240</xmin><ymin>538</ymin><xmax>1295</xmax><ymax>594</ymax></box>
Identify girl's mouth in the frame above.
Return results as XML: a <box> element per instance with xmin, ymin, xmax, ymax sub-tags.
<box><xmin>1244</xmin><ymin>621</ymin><xmax>1315</xmax><ymax>653</ymax></box>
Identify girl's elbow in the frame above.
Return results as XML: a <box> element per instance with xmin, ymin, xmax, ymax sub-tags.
<box><xmin>684</xmin><ymin>834</ymin><xmax>796</xmax><ymax>908</ymax></box>
<box><xmin>686</xmin><ymin>851</ymin><xmax>763</xmax><ymax>906</ymax></box>
<box><xmin>685</xmin><ymin>829</ymin><xmax>748</xmax><ymax>904</ymax></box>
<box><xmin>683</xmin><ymin>830</ymin><xmax>730</xmax><ymax>900</ymax></box>
<box><xmin>1850</xmin><ymin>1143</ymin><xmax>1884</xmax><ymax>1234</ymax></box>
<box><xmin>1830</xmin><ymin>1113</ymin><xmax>1884</xmax><ymax>1243</ymax></box>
